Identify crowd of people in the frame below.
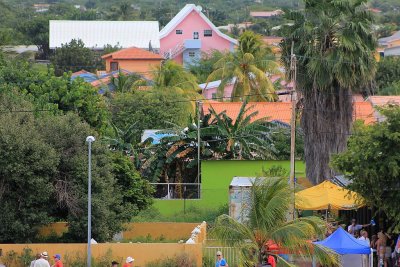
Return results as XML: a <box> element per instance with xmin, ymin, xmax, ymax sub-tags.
<box><xmin>348</xmin><ymin>219</ymin><xmax>400</xmax><ymax>267</ymax></box>
<box><xmin>27</xmin><ymin>252</ymin><xmax>135</xmax><ymax>267</ymax></box>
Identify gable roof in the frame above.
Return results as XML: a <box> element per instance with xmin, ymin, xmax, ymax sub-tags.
<box><xmin>102</xmin><ymin>47</ymin><xmax>164</xmax><ymax>60</ymax></box>
<box><xmin>159</xmin><ymin>4</ymin><xmax>237</xmax><ymax>45</ymax></box>
<box><xmin>368</xmin><ymin>96</ymin><xmax>400</xmax><ymax>106</ymax></box>
<box><xmin>378</xmin><ymin>30</ymin><xmax>400</xmax><ymax>46</ymax></box>
<box><xmin>49</xmin><ymin>20</ymin><xmax>160</xmax><ymax>49</ymax></box>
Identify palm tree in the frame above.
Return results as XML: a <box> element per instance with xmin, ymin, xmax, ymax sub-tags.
<box><xmin>206</xmin><ymin>99</ymin><xmax>277</xmax><ymax>159</ymax></box>
<box><xmin>102</xmin><ymin>122</ymin><xmax>139</xmax><ymax>156</ymax></box>
<box><xmin>280</xmin><ymin>0</ymin><xmax>376</xmax><ymax>184</ymax></box>
<box><xmin>212</xmin><ymin>177</ymin><xmax>339</xmax><ymax>266</ymax></box>
<box><xmin>110</xmin><ymin>70</ymin><xmax>147</xmax><ymax>93</ymax></box>
<box><xmin>152</xmin><ymin>60</ymin><xmax>200</xmax><ymax>98</ymax></box>
<box><xmin>207</xmin><ymin>31</ymin><xmax>278</xmax><ymax>102</ymax></box>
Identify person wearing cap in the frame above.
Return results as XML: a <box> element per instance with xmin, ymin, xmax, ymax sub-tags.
<box><xmin>51</xmin><ymin>254</ymin><xmax>63</xmax><ymax>267</ymax></box>
<box><xmin>111</xmin><ymin>261</ymin><xmax>119</xmax><ymax>267</ymax></box>
<box><xmin>33</xmin><ymin>252</ymin><xmax>50</xmax><ymax>267</ymax></box>
<box><xmin>122</xmin><ymin>256</ymin><xmax>134</xmax><ymax>267</ymax></box>
<box><xmin>216</xmin><ymin>251</ymin><xmax>228</xmax><ymax>267</ymax></box>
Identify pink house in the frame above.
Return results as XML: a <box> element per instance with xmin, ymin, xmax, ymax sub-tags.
<box><xmin>159</xmin><ymin>4</ymin><xmax>237</xmax><ymax>67</ymax></box>
<box><xmin>199</xmin><ymin>79</ymin><xmax>235</xmax><ymax>100</ymax></box>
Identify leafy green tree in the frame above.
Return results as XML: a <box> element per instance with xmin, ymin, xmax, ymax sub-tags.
<box><xmin>207</xmin><ymin>31</ymin><xmax>278</xmax><ymax>101</ymax></box>
<box><xmin>332</xmin><ymin>107</ymin><xmax>400</xmax><ymax>231</ymax></box>
<box><xmin>375</xmin><ymin>57</ymin><xmax>400</xmax><ymax>93</ymax></box>
<box><xmin>18</xmin><ymin>16</ymin><xmax>51</xmax><ymax>59</ymax></box>
<box><xmin>212</xmin><ymin>177</ymin><xmax>339</xmax><ymax>266</ymax></box>
<box><xmin>51</xmin><ymin>39</ymin><xmax>97</xmax><ymax>76</ymax></box>
<box><xmin>110</xmin><ymin>71</ymin><xmax>148</xmax><ymax>93</ymax></box>
<box><xmin>281</xmin><ymin>0</ymin><xmax>377</xmax><ymax>184</ymax></box>
<box><xmin>0</xmin><ymin>94</ymin><xmax>58</xmax><ymax>243</ymax></box>
<box><xmin>269</xmin><ymin>126</ymin><xmax>304</xmax><ymax>160</ymax></box>
<box><xmin>0</xmin><ymin>58</ymin><xmax>109</xmax><ymax>132</ymax></box>
<box><xmin>110</xmin><ymin>90</ymin><xmax>192</xmax><ymax>144</ymax></box>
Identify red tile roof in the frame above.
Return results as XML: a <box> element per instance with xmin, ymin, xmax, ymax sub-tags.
<box><xmin>368</xmin><ymin>96</ymin><xmax>400</xmax><ymax>107</ymax></box>
<box><xmin>102</xmin><ymin>47</ymin><xmax>164</xmax><ymax>60</ymax></box>
<box><xmin>203</xmin><ymin>101</ymin><xmax>376</xmax><ymax>125</ymax></box>
<box><xmin>203</xmin><ymin>102</ymin><xmax>293</xmax><ymax>124</ymax></box>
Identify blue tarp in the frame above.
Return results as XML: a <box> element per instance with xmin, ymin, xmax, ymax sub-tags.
<box><xmin>314</xmin><ymin>227</ymin><xmax>371</xmax><ymax>255</ymax></box>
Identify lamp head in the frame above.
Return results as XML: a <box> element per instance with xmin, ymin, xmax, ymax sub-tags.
<box><xmin>86</xmin><ymin>136</ymin><xmax>96</xmax><ymax>143</ymax></box>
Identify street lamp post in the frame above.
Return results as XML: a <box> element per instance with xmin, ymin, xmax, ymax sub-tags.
<box><xmin>86</xmin><ymin>136</ymin><xmax>95</xmax><ymax>267</ymax></box>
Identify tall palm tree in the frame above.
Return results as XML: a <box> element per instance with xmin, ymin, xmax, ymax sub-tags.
<box><xmin>280</xmin><ymin>0</ymin><xmax>376</xmax><ymax>184</ymax></box>
<box><xmin>207</xmin><ymin>31</ymin><xmax>278</xmax><ymax>102</ymax></box>
<box><xmin>152</xmin><ymin>60</ymin><xmax>200</xmax><ymax>98</ymax></box>
<box><xmin>110</xmin><ymin>71</ymin><xmax>147</xmax><ymax>93</ymax></box>
<box><xmin>212</xmin><ymin>177</ymin><xmax>339</xmax><ymax>266</ymax></box>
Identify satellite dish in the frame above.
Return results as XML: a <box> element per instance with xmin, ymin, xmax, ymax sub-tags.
<box><xmin>196</xmin><ymin>5</ymin><xmax>202</xmax><ymax>12</ymax></box>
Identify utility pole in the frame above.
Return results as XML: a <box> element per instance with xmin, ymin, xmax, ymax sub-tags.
<box><xmin>86</xmin><ymin>136</ymin><xmax>95</xmax><ymax>267</ymax></box>
<box><xmin>289</xmin><ymin>42</ymin><xmax>297</xmax><ymax>220</ymax></box>
<box><xmin>196</xmin><ymin>100</ymin><xmax>203</xmax><ymax>199</ymax></box>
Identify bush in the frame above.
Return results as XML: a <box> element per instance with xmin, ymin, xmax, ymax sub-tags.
<box><xmin>145</xmin><ymin>252</ymin><xmax>197</xmax><ymax>267</ymax></box>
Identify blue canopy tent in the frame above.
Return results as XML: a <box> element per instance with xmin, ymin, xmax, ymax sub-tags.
<box><xmin>314</xmin><ymin>227</ymin><xmax>372</xmax><ymax>267</ymax></box>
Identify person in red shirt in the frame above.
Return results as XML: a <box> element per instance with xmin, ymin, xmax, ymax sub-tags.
<box><xmin>51</xmin><ymin>254</ymin><xmax>63</xmax><ymax>267</ymax></box>
<box><xmin>267</xmin><ymin>255</ymin><xmax>276</xmax><ymax>267</ymax></box>
<box><xmin>122</xmin><ymin>256</ymin><xmax>134</xmax><ymax>267</ymax></box>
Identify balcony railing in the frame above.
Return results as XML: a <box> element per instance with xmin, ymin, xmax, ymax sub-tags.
<box><xmin>150</xmin><ymin>183</ymin><xmax>200</xmax><ymax>199</ymax></box>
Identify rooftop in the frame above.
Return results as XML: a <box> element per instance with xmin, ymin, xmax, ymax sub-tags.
<box><xmin>49</xmin><ymin>20</ymin><xmax>160</xmax><ymax>50</ymax></box>
<box><xmin>368</xmin><ymin>96</ymin><xmax>400</xmax><ymax>106</ymax></box>
<box><xmin>102</xmin><ymin>47</ymin><xmax>164</xmax><ymax>60</ymax></box>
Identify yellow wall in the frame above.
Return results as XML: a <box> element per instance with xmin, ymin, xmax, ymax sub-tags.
<box><xmin>388</xmin><ymin>39</ymin><xmax>400</xmax><ymax>48</ymax></box>
<box><xmin>37</xmin><ymin>222</ymin><xmax>205</xmax><ymax>242</ymax></box>
<box><xmin>105</xmin><ymin>59</ymin><xmax>162</xmax><ymax>79</ymax></box>
<box><xmin>0</xmin><ymin>243</ymin><xmax>202</xmax><ymax>267</ymax></box>
<box><xmin>122</xmin><ymin>222</ymin><xmax>201</xmax><ymax>240</ymax></box>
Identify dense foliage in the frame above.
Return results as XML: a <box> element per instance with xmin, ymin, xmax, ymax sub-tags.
<box><xmin>332</xmin><ymin>107</ymin><xmax>400</xmax><ymax>231</ymax></box>
<box><xmin>375</xmin><ymin>57</ymin><xmax>400</xmax><ymax>95</ymax></box>
<box><xmin>0</xmin><ymin>55</ymin><xmax>153</xmax><ymax>243</ymax></box>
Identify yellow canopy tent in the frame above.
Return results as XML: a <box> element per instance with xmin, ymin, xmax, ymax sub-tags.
<box><xmin>295</xmin><ymin>180</ymin><xmax>365</xmax><ymax>210</ymax></box>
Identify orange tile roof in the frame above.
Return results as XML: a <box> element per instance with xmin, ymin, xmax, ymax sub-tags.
<box><xmin>353</xmin><ymin>101</ymin><xmax>376</xmax><ymax>124</ymax></box>
<box><xmin>368</xmin><ymin>96</ymin><xmax>400</xmax><ymax>107</ymax></box>
<box><xmin>102</xmin><ymin>47</ymin><xmax>164</xmax><ymax>60</ymax></box>
<box><xmin>203</xmin><ymin>102</ymin><xmax>292</xmax><ymax>124</ymax></box>
<box><xmin>203</xmin><ymin>101</ymin><xmax>376</xmax><ymax>125</ymax></box>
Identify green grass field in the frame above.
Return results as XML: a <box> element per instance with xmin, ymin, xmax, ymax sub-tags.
<box><xmin>153</xmin><ymin>160</ymin><xmax>305</xmax><ymax>216</ymax></box>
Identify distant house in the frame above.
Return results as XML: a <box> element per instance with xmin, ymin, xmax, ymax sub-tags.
<box><xmin>49</xmin><ymin>20</ymin><xmax>160</xmax><ymax>51</ymax></box>
<box><xmin>378</xmin><ymin>31</ymin><xmax>400</xmax><ymax>57</ymax></box>
<box><xmin>368</xmin><ymin>96</ymin><xmax>400</xmax><ymax>122</ymax></box>
<box><xmin>199</xmin><ymin>78</ymin><xmax>236</xmax><ymax>100</ymax></box>
<box><xmin>159</xmin><ymin>4</ymin><xmax>237</xmax><ymax>67</ymax></box>
<box><xmin>101</xmin><ymin>47</ymin><xmax>163</xmax><ymax>79</ymax></box>
<box><xmin>250</xmin><ymin>10</ymin><xmax>284</xmax><ymax>18</ymax></box>
<box><xmin>217</xmin><ymin>22</ymin><xmax>253</xmax><ymax>34</ymax></box>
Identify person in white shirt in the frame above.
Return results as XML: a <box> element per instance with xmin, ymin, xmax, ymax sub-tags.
<box><xmin>358</xmin><ymin>230</ymin><xmax>371</xmax><ymax>244</ymax></box>
<box><xmin>348</xmin><ymin>219</ymin><xmax>371</xmax><ymax>236</ymax></box>
<box><xmin>30</xmin><ymin>253</ymin><xmax>41</xmax><ymax>267</ymax></box>
<box><xmin>33</xmin><ymin>252</ymin><xmax>50</xmax><ymax>267</ymax></box>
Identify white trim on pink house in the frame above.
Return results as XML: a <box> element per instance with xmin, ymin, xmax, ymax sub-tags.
<box><xmin>159</xmin><ymin>4</ymin><xmax>237</xmax><ymax>45</ymax></box>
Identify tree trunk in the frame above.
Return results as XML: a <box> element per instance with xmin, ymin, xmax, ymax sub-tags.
<box><xmin>301</xmin><ymin>85</ymin><xmax>353</xmax><ymax>184</ymax></box>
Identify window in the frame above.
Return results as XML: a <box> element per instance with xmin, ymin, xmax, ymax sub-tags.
<box><xmin>188</xmin><ymin>51</ymin><xmax>196</xmax><ymax>57</ymax></box>
<box><xmin>204</xmin><ymin>30</ymin><xmax>212</xmax><ymax>37</ymax></box>
<box><xmin>211</xmin><ymin>93</ymin><xmax>217</xmax><ymax>99</ymax></box>
<box><xmin>110</xmin><ymin>62</ymin><xmax>119</xmax><ymax>71</ymax></box>
<box><xmin>193</xmin><ymin>32</ymin><xmax>199</xmax><ymax>39</ymax></box>
<box><xmin>176</xmin><ymin>29</ymin><xmax>183</xmax><ymax>34</ymax></box>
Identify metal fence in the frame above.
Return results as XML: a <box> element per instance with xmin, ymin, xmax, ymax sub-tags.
<box><xmin>203</xmin><ymin>246</ymin><xmax>240</xmax><ymax>267</ymax></box>
<box><xmin>150</xmin><ymin>183</ymin><xmax>201</xmax><ymax>199</ymax></box>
